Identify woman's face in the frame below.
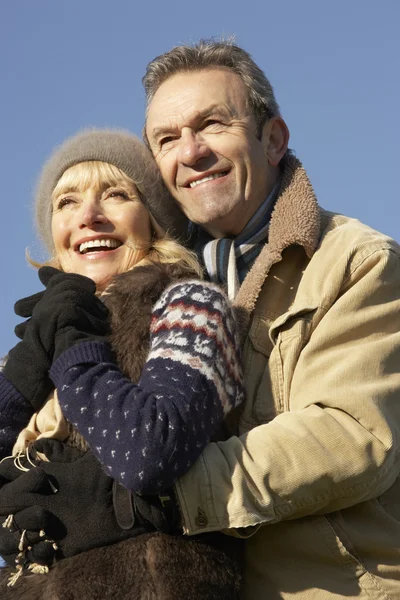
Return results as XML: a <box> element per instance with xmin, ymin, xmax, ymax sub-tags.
<box><xmin>51</xmin><ymin>173</ymin><xmax>152</xmax><ymax>291</ymax></box>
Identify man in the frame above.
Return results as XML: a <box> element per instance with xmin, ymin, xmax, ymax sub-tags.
<box><xmin>142</xmin><ymin>40</ymin><xmax>400</xmax><ymax>599</ymax></box>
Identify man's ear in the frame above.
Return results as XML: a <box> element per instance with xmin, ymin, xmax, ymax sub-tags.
<box><xmin>261</xmin><ymin>117</ymin><xmax>290</xmax><ymax>166</ymax></box>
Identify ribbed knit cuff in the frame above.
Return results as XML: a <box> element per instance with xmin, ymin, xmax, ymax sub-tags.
<box><xmin>50</xmin><ymin>341</ymin><xmax>115</xmax><ymax>386</ymax></box>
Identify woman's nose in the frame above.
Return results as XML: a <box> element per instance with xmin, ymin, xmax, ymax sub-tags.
<box><xmin>78</xmin><ymin>202</ymin><xmax>108</xmax><ymax>229</ymax></box>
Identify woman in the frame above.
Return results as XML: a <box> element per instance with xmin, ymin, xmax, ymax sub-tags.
<box><xmin>0</xmin><ymin>129</ymin><xmax>244</xmax><ymax>598</ymax></box>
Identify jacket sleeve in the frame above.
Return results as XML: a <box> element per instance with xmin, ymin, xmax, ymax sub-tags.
<box><xmin>0</xmin><ymin>373</ymin><xmax>34</xmax><ymax>459</ymax></box>
<box><xmin>50</xmin><ymin>281</ymin><xmax>244</xmax><ymax>495</ymax></box>
<box><xmin>175</xmin><ymin>245</ymin><xmax>400</xmax><ymax>534</ymax></box>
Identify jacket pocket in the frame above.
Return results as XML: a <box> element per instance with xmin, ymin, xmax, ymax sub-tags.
<box><xmin>326</xmin><ymin>504</ymin><xmax>399</xmax><ymax>599</ymax></box>
<box><xmin>320</xmin><ymin>516</ymin><xmax>392</xmax><ymax>599</ymax></box>
<box><xmin>241</xmin><ymin>314</ymin><xmax>276</xmax><ymax>427</ymax></box>
<box><xmin>269</xmin><ymin>306</ymin><xmax>317</xmax><ymax>412</ymax></box>
<box><xmin>377</xmin><ymin>474</ymin><xmax>400</xmax><ymax>524</ymax></box>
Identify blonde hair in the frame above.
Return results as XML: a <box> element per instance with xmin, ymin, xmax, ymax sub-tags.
<box><xmin>29</xmin><ymin>161</ymin><xmax>203</xmax><ymax>280</ymax></box>
<box><xmin>52</xmin><ymin>161</ymin><xmax>137</xmax><ymax>200</ymax></box>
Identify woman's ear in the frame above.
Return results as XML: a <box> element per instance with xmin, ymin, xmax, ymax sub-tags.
<box><xmin>149</xmin><ymin>214</ymin><xmax>165</xmax><ymax>240</ymax></box>
<box><xmin>261</xmin><ymin>117</ymin><xmax>290</xmax><ymax>166</ymax></box>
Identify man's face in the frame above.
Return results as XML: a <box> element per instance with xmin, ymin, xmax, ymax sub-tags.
<box><xmin>146</xmin><ymin>68</ymin><xmax>274</xmax><ymax>237</ymax></box>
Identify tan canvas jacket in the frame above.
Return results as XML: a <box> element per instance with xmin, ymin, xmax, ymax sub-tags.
<box><xmin>175</xmin><ymin>155</ymin><xmax>400</xmax><ymax>599</ymax></box>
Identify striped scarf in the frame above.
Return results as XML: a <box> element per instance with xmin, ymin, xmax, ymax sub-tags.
<box><xmin>193</xmin><ymin>183</ymin><xmax>279</xmax><ymax>300</ymax></box>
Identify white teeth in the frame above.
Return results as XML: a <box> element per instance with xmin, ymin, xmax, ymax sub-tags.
<box><xmin>189</xmin><ymin>172</ymin><xmax>226</xmax><ymax>188</ymax></box>
<box><xmin>79</xmin><ymin>239</ymin><xmax>121</xmax><ymax>254</ymax></box>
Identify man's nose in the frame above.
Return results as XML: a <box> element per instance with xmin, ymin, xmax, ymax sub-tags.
<box><xmin>177</xmin><ymin>129</ymin><xmax>210</xmax><ymax>165</ymax></box>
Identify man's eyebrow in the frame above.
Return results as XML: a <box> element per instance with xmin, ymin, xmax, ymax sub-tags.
<box><xmin>150</xmin><ymin>105</ymin><xmax>237</xmax><ymax>142</ymax></box>
<box><xmin>150</xmin><ymin>125</ymin><xmax>177</xmax><ymax>142</ymax></box>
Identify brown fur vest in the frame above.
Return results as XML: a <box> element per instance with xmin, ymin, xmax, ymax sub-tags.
<box><xmin>0</xmin><ymin>262</ymin><xmax>243</xmax><ymax>599</ymax></box>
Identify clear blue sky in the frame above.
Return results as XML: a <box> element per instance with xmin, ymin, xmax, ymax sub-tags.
<box><xmin>1</xmin><ymin>0</ymin><xmax>399</xmax><ymax>358</ymax></box>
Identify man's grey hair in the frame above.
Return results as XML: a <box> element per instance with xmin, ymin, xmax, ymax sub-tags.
<box><xmin>143</xmin><ymin>39</ymin><xmax>281</xmax><ymax>138</ymax></box>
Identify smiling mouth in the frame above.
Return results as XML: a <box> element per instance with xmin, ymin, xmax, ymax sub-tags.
<box><xmin>188</xmin><ymin>171</ymin><xmax>228</xmax><ymax>188</ymax></box>
<box><xmin>78</xmin><ymin>239</ymin><xmax>122</xmax><ymax>255</ymax></box>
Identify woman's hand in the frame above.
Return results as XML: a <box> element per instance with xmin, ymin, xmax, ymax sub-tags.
<box><xmin>0</xmin><ymin>440</ymin><xmax>154</xmax><ymax>568</ymax></box>
<box><xmin>16</xmin><ymin>266</ymin><xmax>109</xmax><ymax>361</ymax></box>
<box><xmin>2</xmin><ymin>288</ymin><xmax>52</xmax><ymax>411</ymax></box>
<box><xmin>32</xmin><ymin>266</ymin><xmax>110</xmax><ymax>361</ymax></box>
<box><xmin>0</xmin><ymin>460</ymin><xmax>59</xmax><ymax>567</ymax></box>
<box><xmin>2</xmin><ymin>267</ymin><xmax>109</xmax><ymax>411</ymax></box>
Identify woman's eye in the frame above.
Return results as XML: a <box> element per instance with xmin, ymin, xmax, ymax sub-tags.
<box><xmin>55</xmin><ymin>196</ymin><xmax>75</xmax><ymax>210</ymax></box>
<box><xmin>106</xmin><ymin>189</ymin><xmax>129</xmax><ymax>200</ymax></box>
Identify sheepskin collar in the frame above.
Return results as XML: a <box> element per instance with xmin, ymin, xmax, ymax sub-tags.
<box><xmin>233</xmin><ymin>154</ymin><xmax>321</xmax><ymax>329</ymax></box>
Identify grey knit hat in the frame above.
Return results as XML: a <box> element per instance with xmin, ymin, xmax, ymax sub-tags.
<box><xmin>35</xmin><ymin>128</ymin><xmax>189</xmax><ymax>252</ymax></box>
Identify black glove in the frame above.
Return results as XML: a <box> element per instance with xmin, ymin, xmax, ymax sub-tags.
<box><xmin>3</xmin><ymin>289</ymin><xmax>52</xmax><ymax>411</ymax></box>
<box><xmin>0</xmin><ymin>439</ymin><xmax>150</xmax><ymax>567</ymax></box>
<box><xmin>13</xmin><ymin>290</ymin><xmax>45</xmax><ymax>340</ymax></box>
<box><xmin>112</xmin><ymin>479</ymin><xmax>182</xmax><ymax>535</ymax></box>
<box><xmin>37</xmin><ymin>266</ymin><xmax>110</xmax><ymax>360</ymax></box>
<box><xmin>3</xmin><ymin>268</ymin><xmax>108</xmax><ymax>411</ymax></box>
<box><xmin>132</xmin><ymin>488</ymin><xmax>182</xmax><ymax>535</ymax></box>
<box><xmin>6</xmin><ymin>268</ymin><xmax>109</xmax><ymax>402</ymax></box>
<box><xmin>0</xmin><ymin>459</ymin><xmax>60</xmax><ymax>567</ymax></box>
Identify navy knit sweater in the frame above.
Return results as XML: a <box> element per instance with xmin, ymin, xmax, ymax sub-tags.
<box><xmin>0</xmin><ymin>281</ymin><xmax>244</xmax><ymax>495</ymax></box>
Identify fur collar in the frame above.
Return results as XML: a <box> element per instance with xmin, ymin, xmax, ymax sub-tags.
<box><xmin>233</xmin><ymin>154</ymin><xmax>321</xmax><ymax>335</ymax></box>
<box><xmin>103</xmin><ymin>261</ymin><xmax>198</xmax><ymax>383</ymax></box>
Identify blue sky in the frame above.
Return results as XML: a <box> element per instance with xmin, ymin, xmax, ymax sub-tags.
<box><xmin>1</xmin><ymin>0</ymin><xmax>399</xmax><ymax>358</ymax></box>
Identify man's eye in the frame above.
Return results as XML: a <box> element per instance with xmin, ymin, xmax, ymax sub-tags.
<box><xmin>203</xmin><ymin>119</ymin><xmax>221</xmax><ymax>129</ymax></box>
<box><xmin>159</xmin><ymin>136</ymin><xmax>176</xmax><ymax>148</ymax></box>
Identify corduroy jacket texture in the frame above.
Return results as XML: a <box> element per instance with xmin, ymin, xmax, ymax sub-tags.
<box><xmin>175</xmin><ymin>155</ymin><xmax>400</xmax><ymax>599</ymax></box>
